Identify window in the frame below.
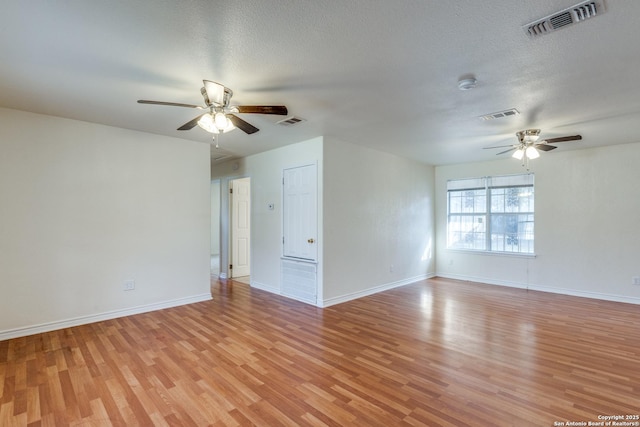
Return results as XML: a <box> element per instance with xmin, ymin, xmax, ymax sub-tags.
<box><xmin>447</xmin><ymin>174</ymin><xmax>534</xmax><ymax>254</ymax></box>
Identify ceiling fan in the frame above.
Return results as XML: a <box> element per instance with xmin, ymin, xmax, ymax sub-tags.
<box><xmin>484</xmin><ymin>129</ymin><xmax>582</xmax><ymax>164</ymax></box>
<box><xmin>137</xmin><ymin>80</ymin><xmax>288</xmax><ymax>135</ymax></box>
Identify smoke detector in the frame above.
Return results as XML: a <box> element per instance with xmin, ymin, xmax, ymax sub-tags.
<box><xmin>524</xmin><ymin>1</ymin><xmax>606</xmax><ymax>38</ymax></box>
<box><xmin>458</xmin><ymin>77</ymin><xmax>477</xmax><ymax>91</ymax></box>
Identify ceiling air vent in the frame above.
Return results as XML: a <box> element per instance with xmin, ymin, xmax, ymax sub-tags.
<box><xmin>478</xmin><ymin>108</ymin><xmax>520</xmax><ymax>122</ymax></box>
<box><xmin>277</xmin><ymin>116</ymin><xmax>306</xmax><ymax>126</ymax></box>
<box><xmin>212</xmin><ymin>154</ymin><xmax>232</xmax><ymax>162</ymax></box>
<box><xmin>524</xmin><ymin>0</ymin><xmax>606</xmax><ymax>38</ymax></box>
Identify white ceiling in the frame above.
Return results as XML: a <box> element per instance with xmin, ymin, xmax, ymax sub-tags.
<box><xmin>2</xmin><ymin>1</ymin><xmax>640</xmax><ymax>165</ymax></box>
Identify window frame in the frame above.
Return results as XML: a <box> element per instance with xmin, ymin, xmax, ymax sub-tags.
<box><xmin>446</xmin><ymin>174</ymin><xmax>535</xmax><ymax>255</ymax></box>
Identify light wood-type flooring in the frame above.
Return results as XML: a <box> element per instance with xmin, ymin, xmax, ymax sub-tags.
<box><xmin>1</xmin><ymin>277</ymin><xmax>639</xmax><ymax>426</ymax></box>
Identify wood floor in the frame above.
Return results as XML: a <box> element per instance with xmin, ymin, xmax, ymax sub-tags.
<box><xmin>1</xmin><ymin>277</ymin><xmax>639</xmax><ymax>426</ymax></box>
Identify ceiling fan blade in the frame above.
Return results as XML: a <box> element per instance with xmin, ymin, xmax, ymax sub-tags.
<box><xmin>484</xmin><ymin>144</ymin><xmax>517</xmax><ymax>149</ymax></box>
<box><xmin>496</xmin><ymin>148</ymin><xmax>517</xmax><ymax>155</ymax></box>
<box><xmin>236</xmin><ymin>105</ymin><xmax>288</xmax><ymax>115</ymax></box>
<box><xmin>542</xmin><ymin>135</ymin><xmax>582</xmax><ymax>144</ymax></box>
<box><xmin>535</xmin><ymin>144</ymin><xmax>557</xmax><ymax>152</ymax></box>
<box><xmin>228</xmin><ymin>114</ymin><xmax>259</xmax><ymax>134</ymax></box>
<box><xmin>138</xmin><ymin>100</ymin><xmax>204</xmax><ymax>109</ymax></box>
<box><xmin>177</xmin><ymin>114</ymin><xmax>205</xmax><ymax>131</ymax></box>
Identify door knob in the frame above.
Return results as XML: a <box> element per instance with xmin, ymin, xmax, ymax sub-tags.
<box><xmin>307</xmin><ymin>238</ymin><xmax>315</xmax><ymax>244</ymax></box>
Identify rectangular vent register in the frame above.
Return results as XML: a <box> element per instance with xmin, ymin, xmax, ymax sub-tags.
<box><xmin>524</xmin><ymin>1</ymin><xmax>606</xmax><ymax>38</ymax></box>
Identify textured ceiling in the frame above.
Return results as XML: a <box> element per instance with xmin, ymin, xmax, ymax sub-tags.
<box><xmin>2</xmin><ymin>1</ymin><xmax>640</xmax><ymax>165</ymax></box>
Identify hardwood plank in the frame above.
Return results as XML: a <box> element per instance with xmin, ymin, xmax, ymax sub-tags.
<box><xmin>1</xmin><ymin>277</ymin><xmax>639</xmax><ymax>425</ymax></box>
<box><xmin>25</xmin><ymin>386</ymin><xmax>40</xmax><ymax>424</ymax></box>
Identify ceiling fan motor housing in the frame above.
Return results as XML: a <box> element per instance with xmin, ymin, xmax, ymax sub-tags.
<box><xmin>516</xmin><ymin>129</ymin><xmax>541</xmax><ymax>143</ymax></box>
<box><xmin>201</xmin><ymin>80</ymin><xmax>233</xmax><ymax>108</ymax></box>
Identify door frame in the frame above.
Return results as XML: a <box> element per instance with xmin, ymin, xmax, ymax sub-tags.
<box><xmin>210</xmin><ymin>179</ymin><xmax>221</xmax><ymax>277</ymax></box>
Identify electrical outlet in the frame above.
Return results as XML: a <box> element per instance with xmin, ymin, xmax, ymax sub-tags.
<box><xmin>632</xmin><ymin>276</ymin><xmax>640</xmax><ymax>286</ymax></box>
<box><xmin>390</xmin><ymin>264</ymin><xmax>394</xmax><ymax>272</ymax></box>
<box><xmin>123</xmin><ymin>279</ymin><xmax>135</xmax><ymax>291</ymax></box>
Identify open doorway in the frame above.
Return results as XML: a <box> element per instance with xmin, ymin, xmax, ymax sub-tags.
<box><xmin>230</xmin><ymin>177</ymin><xmax>251</xmax><ymax>283</ymax></box>
<box><xmin>210</xmin><ymin>180</ymin><xmax>221</xmax><ymax>278</ymax></box>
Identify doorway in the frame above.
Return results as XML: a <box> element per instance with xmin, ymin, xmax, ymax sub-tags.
<box><xmin>210</xmin><ymin>180</ymin><xmax>221</xmax><ymax>278</ymax></box>
<box><xmin>230</xmin><ymin>177</ymin><xmax>251</xmax><ymax>281</ymax></box>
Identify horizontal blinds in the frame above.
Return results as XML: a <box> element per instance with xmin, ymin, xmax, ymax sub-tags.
<box><xmin>489</xmin><ymin>173</ymin><xmax>534</xmax><ymax>188</ymax></box>
<box><xmin>448</xmin><ymin>173</ymin><xmax>533</xmax><ymax>191</ymax></box>
<box><xmin>446</xmin><ymin>177</ymin><xmax>485</xmax><ymax>191</ymax></box>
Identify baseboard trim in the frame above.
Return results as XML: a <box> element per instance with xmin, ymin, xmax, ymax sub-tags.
<box><xmin>250</xmin><ymin>281</ymin><xmax>279</xmax><ymax>294</ymax></box>
<box><xmin>321</xmin><ymin>273</ymin><xmax>435</xmax><ymax>308</ymax></box>
<box><xmin>439</xmin><ymin>273</ymin><xmax>526</xmax><ymax>290</ymax></box>
<box><xmin>437</xmin><ymin>273</ymin><xmax>640</xmax><ymax>305</ymax></box>
<box><xmin>281</xmin><ymin>292</ymin><xmax>317</xmax><ymax>305</ymax></box>
<box><xmin>0</xmin><ymin>293</ymin><xmax>212</xmax><ymax>341</ymax></box>
<box><xmin>250</xmin><ymin>281</ymin><xmax>318</xmax><ymax>306</ymax></box>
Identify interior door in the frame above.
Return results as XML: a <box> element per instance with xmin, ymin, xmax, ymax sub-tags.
<box><xmin>283</xmin><ymin>164</ymin><xmax>317</xmax><ymax>261</ymax></box>
<box><xmin>231</xmin><ymin>177</ymin><xmax>251</xmax><ymax>278</ymax></box>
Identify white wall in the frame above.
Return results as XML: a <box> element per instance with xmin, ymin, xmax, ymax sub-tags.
<box><xmin>322</xmin><ymin>138</ymin><xmax>435</xmax><ymax>305</ymax></box>
<box><xmin>435</xmin><ymin>142</ymin><xmax>640</xmax><ymax>304</ymax></box>
<box><xmin>0</xmin><ymin>108</ymin><xmax>212</xmax><ymax>339</ymax></box>
<box><xmin>212</xmin><ymin>137</ymin><xmax>435</xmax><ymax>307</ymax></box>
<box><xmin>211</xmin><ymin>137</ymin><xmax>323</xmax><ymax>292</ymax></box>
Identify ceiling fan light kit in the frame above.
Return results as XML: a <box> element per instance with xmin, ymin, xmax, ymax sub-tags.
<box><xmin>512</xmin><ymin>148</ymin><xmax>525</xmax><ymax>160</ymax></box>
<box><xmin>197</xmin><ymin>112</ymin><xmax>236</xmax><ymax>134</ymax></box>
<box><xmin>525</xmin><ymin>146</ymin><xmax>540</xmax><ymax>159</ymax></box>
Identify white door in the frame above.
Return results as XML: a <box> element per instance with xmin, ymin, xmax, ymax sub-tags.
<box><xmin>283</xmin><ymin>164</ymin><xmax>317</xmax><ymax>261</ymax></box>
<box><xmin>231</xmin><ymin>177</ymin><xmax>251</xmax><ymax>278</ymax></box>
